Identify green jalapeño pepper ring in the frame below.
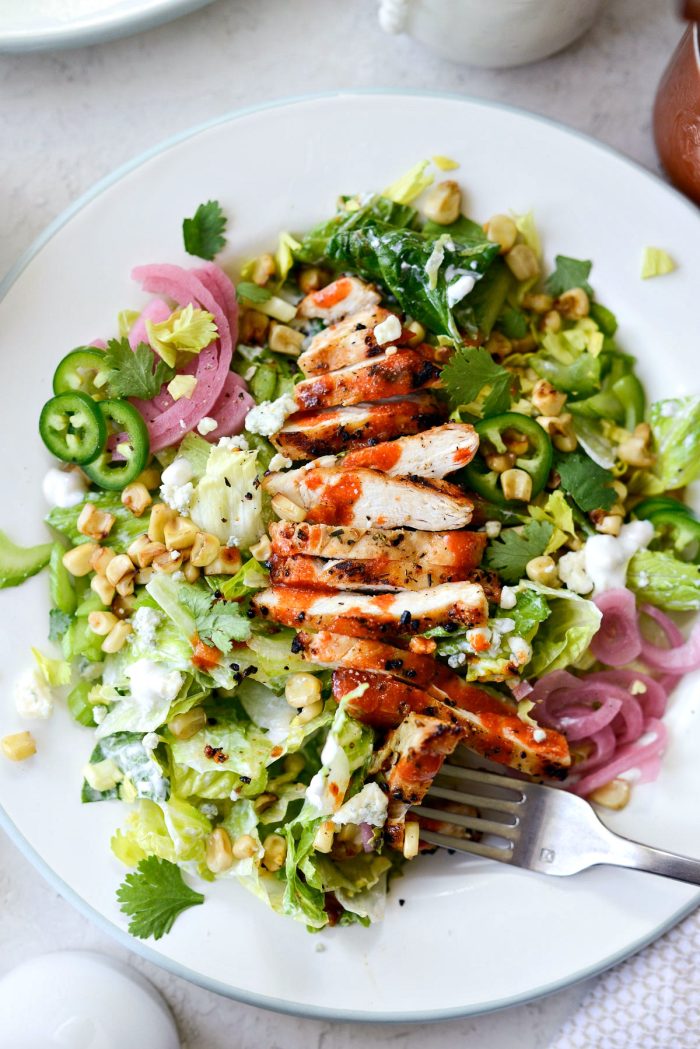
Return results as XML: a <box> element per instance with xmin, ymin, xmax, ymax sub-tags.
<box><xmin>464</xmin><ymin>412</ymin><xmax>553</xmax><ymax>505</ymax></box>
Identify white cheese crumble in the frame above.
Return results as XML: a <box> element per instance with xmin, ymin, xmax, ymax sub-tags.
<box><xmin>42</xmin><ymin>467</ymin><xmax>87</xmax><ymax>508</ymax></box>
<box><xmin>14</xmin><ymin>668</ymin><xmax>53</xmax><ymax>719</ymax></box>
<box><xmin>466</xmin><ymin>626</ymin><xmax>492</xmax><ymax>651</ymax></box>
<box><xmin>447</xmin><ymin>652</ymin><xmax>467</xmax><ymax>668</ymax></box>
<box><xmin>584</xmin><ymin>520</ymin><xmax>654</xmax><ymax>594</ymax></box>
<box><xmin>557</xmin><ymin>549</ymin><xmax>593</xmax><ymax>595</ymax></box>
<box><xmin>269</xmin><ymin>452</ymin><xmax>293</xmax><ymax>472</ymax></box>
<box><xmin>499</xmin><ymin>586</ymin><xmax>517</xmax><ymax>610</ymax></box>
<box><xmin>485</xmin><ymin>521</ymin><xmax>502</xmax><ymax>538</ymax></box>
<box><xmin>508</xmin><ymin>636</ymin><xmax>532</xmax><ymax>666</ymax></box>
<box><xmin>142</xmin><ymin>732</ymin><xmax>160</xmax><ymax>751</ymax></box>
<box><xmin>331</xmin><ymin>783</ymin><xmax>388</xmax><ymax>827</ymax></box>
<box><xmin>197</xmin><ymin>416</ymin><xmax>218</xmax><ymax>436</ymax></box>
<box><xmin>130</xmin><ymin>606</ymin><xmax>162</xmax><ymax>646</ymax></box>
<box><xmin>306</xmin><ymin>734</ymin><xmax>351</xmax><ymax>816</ymax></box>
<box><xmin>532</xmin><ymin>728</ymin><xmax>547</xmax><ymax>743</ymax></box>
<box><xmin>245</xmin><ymin>392</ymin><xmax>297</xmax><ymax>437</ymax></box>
<box><xmin>125</xmin><ymin>660</ymin><xmax>183</xmax><ymax>718</ymax></box>
<box><xmin>199</xmin><ymin>802</ymin><xmax>219</xmax><ymax>819</ymax></box>
<box><xmin>92</xmin><ymin>704</ymin><xmax>107</xmax><ymax>725</ymax></box>
<box><xmin>160</xmin><ymin>457</ymin><xmax>194</xmax><ymax>513</ymax></box>
<box><xmin>373</xmin><ymin>314</ymin><xmax>402</xmax><ymax>346</ymax></box>
<box><xmin>217</xmin><ymin>435</ymin><xmax>249</xmax><ymax>451</ymax></box>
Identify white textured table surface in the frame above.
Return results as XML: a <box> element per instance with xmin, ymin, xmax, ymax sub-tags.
<box><xmin>0</xmin><ymin>1</ymin><xmax>686</xmax><ymax>1045</ymax></box>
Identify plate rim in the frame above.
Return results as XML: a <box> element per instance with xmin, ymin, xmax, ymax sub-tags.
<box><xmin>1</xmin><ymin>88</ymin><xmax>699</xmax><ymax>1022</ymax></box>
<box><xmin>0</xmin><ymin>0</ymin><xmax>216</xmax><ymax>53</ymax></box>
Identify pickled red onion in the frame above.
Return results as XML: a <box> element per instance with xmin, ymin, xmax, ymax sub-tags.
<box><xmin>572</xmin><ymin>719</ymin><xmax>667</xmax><ymax>796</ymax></box>
<box><xmin>590</xmin><ymin>588</ymin><xmax>642</xmax><ymax>666</ymax></box>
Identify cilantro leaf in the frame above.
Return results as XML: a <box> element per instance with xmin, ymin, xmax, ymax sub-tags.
<box><xmin>48</xmin><ymin>608</ymin><xmax>72</xmax><ymax>643</ymax></box>
<box><xmin>103</xmin><ymin>338</ymin><xmax>174</xmax><ymax>400</ymax></box>
<box><xmin>545</xmin><ymin>255</ymin><xmax>593</xmax><ymax>298</ymax></box>
<box><xmin>182</xmin><ymin>200</ymin><xmax>227</xmax><ymax>261</ymax></box>
<box><xmin>485</xmin><ymin>520</ymin><xmax>554</xmax><ymax>585</ymax></box>
<box><xmin>440</xmin><ymin>345</ymin><xmax>514</xmax><ymax>417</ymax></box>
<box><xmin>117</xmin><ymin>857</ymin><xmax>204</xmax><ymax>940</ymax></box>
<box><xmin>555</xmin><ymin>449</ymin><xmax>616</xmax><ymax>512</ymax></box>
<box><xmin>180</xmin><ymin>585</ymin><xmax>251</xmax><ymax>651</ymax></box>
<box><xmin>498</xmin><ymin>306</ymin><xmax>528</xmax><ymax>340</ymax></box>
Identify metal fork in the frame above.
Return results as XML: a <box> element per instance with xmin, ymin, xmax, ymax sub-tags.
<box><xmin>411</xmin><ymin>764</ymin><xmax>700</xmax><ymax>884</ymax></box>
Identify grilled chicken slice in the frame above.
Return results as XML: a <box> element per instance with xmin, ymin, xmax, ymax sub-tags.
<box><xmin>269</xmin><ymin>394</ymin><xmax>445</xmax><ymax>460</ymax></box>
<box><xmin>263</xmin><ymin>467</ymin><xmax>473</xmax><ymax>530</ymax></box>
<box><xmin>270</xmin><ymin>522</ymin><xmax>486</xmax><ymax>568</ymax></box>
<box><xmin>296</xmin><ymin>276</ymin><xmax>381</xmax><ymax>323</ymax></box>
<box><xmin>342</xmin><ymin>423</ymin><xmax>478</xmax><ymax>478</ymax></box>
<box><xmin>334</xmin><ymin>667</ymin><xmax>570</xmax><ymax>778</ymax></box>
<box><xmin>298</xmin><ymin>306</ymin><xmax>394</xmax><ymax>375</ymax></box>
<box><xmin>296</xmin><ymin>632</ymin><xmax>439</xmax><ymax>688</ymax></box>
<box><xmin>252</xmin><ymin>581</ymin><xmax>488</xmax><ymax>637</ymax></box>
<box><xmin>269</xmin><ymin>553</ymin><xmax>472</xmax><ymax>591</ymax></box>
<box><xmin>293</xmin><ymin>350</ymin><xmax>441</xmax><ymax>412</ymax></box>
<box><xmin>374</xmin><ymin>713</ymin><xmax>464</xmax><ymax>807</ymax></box>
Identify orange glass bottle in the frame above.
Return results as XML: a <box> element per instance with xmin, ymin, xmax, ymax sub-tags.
<box><xmin>654</xmin><ymin>2</ymin><xmax>700</xmax><ymax>204</ymax></box>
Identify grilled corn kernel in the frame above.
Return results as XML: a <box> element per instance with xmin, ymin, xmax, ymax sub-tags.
<box><xmin>100</xmin><ymin>620</ymin><xmax>132</xmax><ymax>654</ymax></box>
<box><xmin>502</xmin><ymin>429</ymin><xmax>529</xmax><ymax>455</ymax></box>
<box><xmin>135</xmin><ymin>567</ymin><xmax>155</xmax><ymax>585</ymax></box>
<box><xmin>87</xmin><ymin>610</ymin><xmax>118</xmax><ymax>636</ymax></box>
<box><xmin>484</xmin><ymin>451</ymin><xmax>515</xmax><ymax>474</ymax></box>
<box><xmin>168</xmin><ymin>707</ymin><xmax>207</xmax><ymax>741</ymax></box>
<box><xmin>116</xmin><ymin>575</ymin><xmax>135</xmax><ymax>598</ymax></box>
<box><xmin>251</xmin><ymin>252</ymin><xmax>276</xmax><ymax>287</ymax></box>
<box><xmin>505</xmin><ymin>244</ymin><xmax>540</xmax><ymax>282</ymax></box>
<box><xmin>1</xmin><ymin>731</ymin><xmax>36</xmax><ymax>762</ymax></box>
<box><xmin>249</xmin><ymin>535</ymin><xmax>272</xmax><ymax>562</ymax></box>
<box><xmin>269</xmin><ymin>322</ymin><xmax>305</xmax><ymax>357</ymax></box>
<box><xmin>556</xmin><ymin>287</ymin><xmax>590</xmax><ymax>319</ymax></box>
<box><xmin>121</xmin><ymin>482</ymin><xmax>152</xmax><ymax>517</ymax></box>
<box><xmin>293</xmin><ymin>700</ymin><xmax>323</xmax><ymax>725</ymax></box>
<box><xmin>232</xmin><ymin>834</ymin><xmax>258</xmax><ymax>860</ymax></box>
<box><xmin>113</xmin><ymin>594</ymin><xmax>136</xmax><ymax>618</ymax></box>
<box><xmin>253</xmin><ymin>792</ymin><xmax>277</xmax><ymax>814</ymax></box>
<box><xmin>531</xmin><ymin>379</ymin><xmax>567</xmax><ymax>418</ymax></box>
<box><xmin>537</xmin><ymin>412</ymin><xmax>578</xmax><ymax>453</ymax></box>
<box><xmin>135</xmin><ymin>466</ymin><xmax>161</xmax><ymax>490</ymax></box>
<box><xmin>594</xmin><ymin>513</ymin><xmax>623</xmax><ymax>537</ymax></box>
<box><xmin>540</xmin><ymin>309</ymin><xmax>562</xmax><ymax>333</ymax></box>
<box><xmin>132</xmin><ymin>537</ymin><xmax>167</xmax><ymax>569</ymax></box>
<box><xmin>423</xmin><ymin>180</ymin><xmax>462</xmax><ymax>225</ymax></box>
<box><xmin>183</xmin><ymin>562</ymin><xmax>200</xmax><ymax>583</ymax></box>
<box><xmin>617</xmin><ymin>423</ymin><xmax>655</xmax><ymax>468</ymax></box>
<box><xmin>500</xmin><ymin>468</ymin><xmax>532</xmax><ymax>502</ymax></box>
<box><xmin>485</xmin><ymin>331</ymin><xmax>512</xmax><ymax>359</ymax></box>
<box><xmin>525</xmin><ymin>555</ymin><xmax>560</xmax><ymax>587</ymax></box>
<box><xmin>403</xmin><ymin>820</ymin><xmax>420</xmax><ymax>860</ymax></box>
<box><xmin>589</xmin><ymin>778</ymin><xmax>631</xmax><ymax>810</ymax></box>
<box><xmin>190</xmin><ymin>531</ymin><xmax>221</xmax><ymax>568</ymax></box>
<box><xmin>89</xmin><ymin>545</ymin><xmax>115</xmax><ymax>576</ymax></box>
<box><xmin>262</xmin><ymin>833</ymin><xmax>287</xmax><ymax>872</ymax></box>
<box><xmin>203</xmin><ymin>548</ymin><xmax>242</xmax><ymax>576</ymax></box>
<box><xmin>152</xmin><ymin>550</ymin><xmax>184</xmax><ymax>573</ymax></box>
<box><xmin>163</xmin><ymin>516</ymin><xmax>198</xmax><ymax>552</ymax></box>
<box><xmin>298</xmin><ymin>266</ymin><xmax>330</xmax><ymax>294</ymax></box>
<box><xmin>147</xmin><ymin>503</ymin><xmax>176</xmax><ymax>543</ymax></box>
<box><xmin>105</xmin><ymin>554</ymin><xmax>135</xmax><ymax>587</ymax></box>
<box><xmin>285</xmin><ymin>673</ymin><xmax>322</xmax><ymax>709</ymax></box>
<box><xmin>90</xmin><ymin>574</ymin><xmax>115</xmax><ymax>606</ymax></box>
<box><xmin>484</xmin><ymin>213</ymin><xmax>517</xmax><ymax>254</ymax></box>
<box><xmin>206</xmin><ymin>827</ymin><xmax>234</xmax><ymax>873</ymax></box>
<box><xmin>313</xmin><ymin>820</ymin><xmax>335</xmax><ymax>854</ymax></box>
<box><xmin>522</xmin><ymin>292</ymin><xmax>554</xmax><ymax>314</ymax></box>
<box><xmin>404</xmin><ymin>320</ymin><xmax>425</xmax><ymax>347</ymax></box>
<box><xmin>271</xmin><ymin>494</ymin><xmax>307</xmax><ymax>523</ymax></box>
<box><xmin>239</xmin><ymin>308</ymin><xmax>270</xmax><ymax>345</ymax></box>
<box><xmin>62</xmin><ymin>542</ymin><xmax>99</xmax><ymax>577</ymax></box>
<box><xmin>77</xmin><ymin>502</ymin><xmax>115</xmax><ymax>540</ymax></box>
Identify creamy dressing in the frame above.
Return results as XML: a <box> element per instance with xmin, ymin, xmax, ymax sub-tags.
<box><xmin>125</xmin><ymin>659</ymin><xmax>183</xmax><ymax>719</ymax></box>
<box><xmin>13</xmin><ymin>668</ymin><xmax>53</xmax><ymax>719</ymax></box>
<box><xmin>42</xmin><ymin>466</ymin><xmax>87</xmax><ymax>508</ymax></box>
<box><xmin>584</xmin><ymin>520</ymin><xmax>654</xmax><ymax>593</ymax></box>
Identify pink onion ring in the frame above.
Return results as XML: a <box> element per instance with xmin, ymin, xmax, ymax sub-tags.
<box><xmin>573</xmin><ymin>719</ymin><xmax>667</xmax><ymax>796</ymax></box>
<box><xmin>587</xmin><ymin>669</ymin><xmax>668</xmax><ymax>720</ymax></box>
<box><xmin>591</xmin><ymin>588</ymin><xmax>642</xmax><ymax>666</ymax></box>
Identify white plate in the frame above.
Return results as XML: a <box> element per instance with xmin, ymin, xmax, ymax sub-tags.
<box><xmin>0</xmin><ymin>0</ymin><xmax>215</xmax><ymax>52</ymax></box>
<box><xmin>1</xmin><ymin>92</ymin><xmax>699</xmax><ymax>1022</ymax></box>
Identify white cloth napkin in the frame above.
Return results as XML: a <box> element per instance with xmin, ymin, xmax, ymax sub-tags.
<box><xmin>549</xmin><ymin>907</ymin><xmax>700</xmax><ymax>1048</ymax></box>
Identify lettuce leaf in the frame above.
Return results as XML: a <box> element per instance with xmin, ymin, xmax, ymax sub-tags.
<box><xmin>189</xmin><ymin>442</ymin><xmax>264</xmax><ymax>549</ymax></box>
<box><xmin>627</xmin><ymin>549</ymin><xmax>700</xmax><ymax>611</ymax></box>
<box><xmin>82</xmin><ymin>732</ymin><xmax>169</xmax><ymax>804</ymax></box>
<box><xmin>522</xmin><ymin>581</ymin><xmax>602</xmax><ymax>677</ymax></box>
<box><xmin>111</xmin><ymin>796</ymin><xmax>212</xmax><ymax>876</ymax></box>
<box><xmin>649</xmin><ymin>397</ymin><xmax>700</xmax><ymax>490</ymax></box>
<box><xmin>47</xmin><ymin>493</ymin><xmax>149</xmax><ymax>550</ymax></box>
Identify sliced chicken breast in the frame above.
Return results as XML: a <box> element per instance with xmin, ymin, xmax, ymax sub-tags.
<box><xmin>375</xmin><ymin>713</ymin><xmax>464</xmax><ymax>807</ymax></box>
<box><xmin>340</xmin><ymin>423</ymin><xmax>478</xmax><ymax>477</ymax></box>
<box><xmin>269</xmin><ymin>553</ymin><xmax>472</xmax><ymax>591</ymax></box>
<box><xmin>269</xmin><ymin>522</ymin><xmax>486</xmax><ymax>568</ymax></box>
<box><xmin>252</xmin><ymin>581</ymin><xmax>488</xmax><ymax>636</ymax></box>
<box><xmin>296</xmin><ymin>631</ymin><xmax>439</xmax><ymax>687</ymax></box>
<box><xmin>263</xmin><ymin>467</ymin><xmax>473</xmax><ymax>530</ymax></box>
<box><xmin>293</xmin><ymin>350</ymin><xmax>441</xmax><ymax>412</ymax></box>
<box><xmin>270</xmin><ymin>394</ymin><xmax>445</xmax><ymax>460</ymax></box>
<box><xmin>297</xmin><ymin>306</ymin><xmax>393</xmax><ymax>375</ymax></box>
<box><xmin>296</xmin><ymin>276</ymin><xmax>381</xmax><ymax>322</ymax></box>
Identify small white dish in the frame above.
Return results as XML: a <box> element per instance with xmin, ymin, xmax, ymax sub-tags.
<box><xmin>0</xmin><ymin>91</ymin><xmax>698</xmax><ymax>1021</ymax></box>
<box><xmin>378</xmin><ymin>0</ymin><xmax>605</xmax><ymax>67</ymax></box>
<box><xmin>0</xmin><ymin>0</ymin><xmax>216</xmax><ymax>53</ymax></box>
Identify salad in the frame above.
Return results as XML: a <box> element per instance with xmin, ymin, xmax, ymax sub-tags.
<box><xmin>2</xmin><ymin>160</ymin><xmax>700</xmax><ymax>939</ymax></box>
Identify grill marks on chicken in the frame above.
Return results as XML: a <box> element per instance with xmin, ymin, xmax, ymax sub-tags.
<box><xmin>270</xmin><ymin>394</ymin><xmax>446</xmax><ymax>461</ymax></box>
<box><xmin>340</xmin><ymin>423</ymin><xmax>479</xmax><ymax>478</ymax></box>
<box><xmin>297</xmin><ymin>306</ymin><xmax>394</xmax><ymax>375</ymax></box>
<box><xmin>374</xmin><ymin>713</ymin><xmax>465</xmax><ymax>807</ymax></box>
<box><xmin>263</xmin><ymin>467</ymin><xmax>474</xmax><ymax>530</ymax></box>
<box><xmin>294</xmin><ymin>350</ymin><xmax>441</xmax><ymax>412</ymax></box>
<box><xmin>252</xmin><ymin>582</ymin><xmax>489</xmax><ymax>637</ymax></box>
<box><xmin>269</xmin><ymin>553</ymin><xmax>476</xmax><ymax>591</ymax></box>
<box><xmin>269</xmin><ymin>522</ymin><xmax>487</xmax><ymax>568</ymax></box>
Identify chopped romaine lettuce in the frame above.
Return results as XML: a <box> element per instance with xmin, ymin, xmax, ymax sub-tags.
<box><xmin>111</xmin><ymin>797</ymin><xmax>212</xmax><ymax>877</ymax></box>
<box><xmin>82</xmin><ymin>732</ymin><xmax>169</xmax><ymax>803</ymax></box>
<box><xmin>641</xmin><ymin>247</ymin><xmax>676</xmax><ymax>279</ymax></box>
<box><xmin>189</xmin><ymin>442</ymin><xmax>264</xmax><ymax>549</ymax></box>
<box><xmin>383</xmin><ymin>160</ymin><xmax>434</xmax><ymax>205</ymax></box>
<box><xmin>627</xmin><ymin>549</ymin><xmax>700</xmax><ymax>611</ymax></box>
<box><xmin>523</xmin><ymin>582</ymin><xmax>601</xmax><ymax>677</ymax></box>
<box><xmin>649</xmin><ymin>397</ymin><xmax>700</xmax><ymax>490</ymax></box>
<box><xmin>47</xmin><ymin>493</ymin><xmax>149</xmax><ymax>550</ymax></box>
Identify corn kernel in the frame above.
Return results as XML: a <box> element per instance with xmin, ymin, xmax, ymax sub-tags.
<box><xmin>90</xmin><ymin>546</ymin><xmax>116</xmax><ymax>576</ymax></box>
<box><xmin>531</xmin><ymin>379</ymin><xmax>567</xmax><ymax>418</ymax></box>
<box><xmin>163</xmin><ymin>516</ymin><xmax>199</xmax><ymax>552</ymax></box>
<box><xmin>88</xmin><ymin>610</ymin><xmax>118</xmax><ymax>636</ymax></box>
<box><xmin>313</xmin><ymin>820</ymin><xmax>335</xmax><ymax>854</ymax></box>
<box><xmin>62</xmin><ymin>542</ymin><xmax>99</xmax><ymax>577</ymax></box>
<box><xmin>298</xmin><ymin>267</ymin><xmax>330</xmax><ymax>294</ymax></box>
<box><xmin>251</xmin><ymin>253</ymin><xmax>276</xmax><ymax>287</ymax></box>
<box><xmin>1</xmin><ymin>731</ymin><xmax>36</xmax><ymax>762</ymax></box>
<box><xmin>249</xmin><ymin>535</ymin><xmax>272</xmax><ymax>562</ymax></box>
<box><xmin>121</xmin><ymin>482</ymin><xmax>152</xmax><ymax>517</ymax></box>
<box><xmin>77</xmin><ymin>502</ymin><xmax>115</xmax><ymax>541</ymax></box>
<box><xmin>271</xmin><ymin>494</ymin><xmax>307</xmax><ymax>523</ymax></box>
<box><xmin>183</xmin><ymin>562</ymin><xmax>200</xmax><ymax>583</ymax></box>
<box><xmin>168</xmin><ymin>707</ymin><xmax>207</xmax><ymax>740</ymax></box>
<box><xmin>269</xmin><ymin>323</ymin><xmax>305</xmax><ymax>357</ymax></box>
<box><xmin>525</xmin><ymin>555</ymin><xmax>560</xmax><ymax>587</ymax></box>
<box><xmin>190</xmin><ymin>531</ymin><xmax>221</xmax><ymax>568</ymax></box>
<box><xmin>556</xmin><ymin>287</ymin><xmax>590</xmax><ymax>319</ymax></box>
<box><xmin>484</xmin><ymin>214</ymin><xmax>517</xmax><ymax>254</ymax></box>
<box><xmin>90</xmin><ymin>574</ymin><xmax>115</xmax><ymax>606</ymax></box>
<box><xmin>262</xmin><ymin>833</ymin><xmax>287</xmax><ymax>872</ymax></box>
<box><xmin>152</xmin><ymin>550</ymin><xmax>184</xmax><ymax>573</ymax></box>
<box><xmin>505</xmin><ymin>244</ymin><xmax>540</xmax><ymax>282</ymax></box>
<box><xmin>589</xmin><ymin>778</ymin><xmax>630</xmax><ymax>810</ymax></box>
<box><xmin>232</xmin><ymin>834</ymin><xmax>258</xmax><ymax>860</ymax></box>
<box><xmin>500</xmin><ymin>468</ymin><xmax>532</xmax><ymax>502</ymax></box>
<box><xmin>203</xmin><ymin>548</ymin><xmax>242</xmax><ymax>576</ymax></box>
<box><xmin>403</xmin><ymin>820</ymin><xmax>420</xmax><ymax>860</ymax></box>
<box><xmin>148</xmin><ymin>503</ymin><xmax>176</xmax><ymax>543</ymax></box>
<box><xmin>206</xmin><ymin>827</ymin><xmax>234</xmax><ymax>873</ymax></box>
<box><xmin>105</xmin><ymin>554</ymin><xmax>135</xmax><ymax>586</ymax></box>
<box><xmin>100</xmin><ymin>620</ymin><xmax>132</xmax><ymax>654</ymax></box>
<box><xmin>423</xmin><ymin>180</ymin><xmax>461</xmax><ymax>225</ymax></box>
<box><xmin>285</xmin><ymin>673</ymin><xmax>322</xmax><ymax>709</ymax></box>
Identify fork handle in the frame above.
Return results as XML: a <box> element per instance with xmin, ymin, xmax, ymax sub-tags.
<box><xmin>606</xmin><ymin>837</ymin><xmax>700</xmax><ymax>885</ymax></box>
